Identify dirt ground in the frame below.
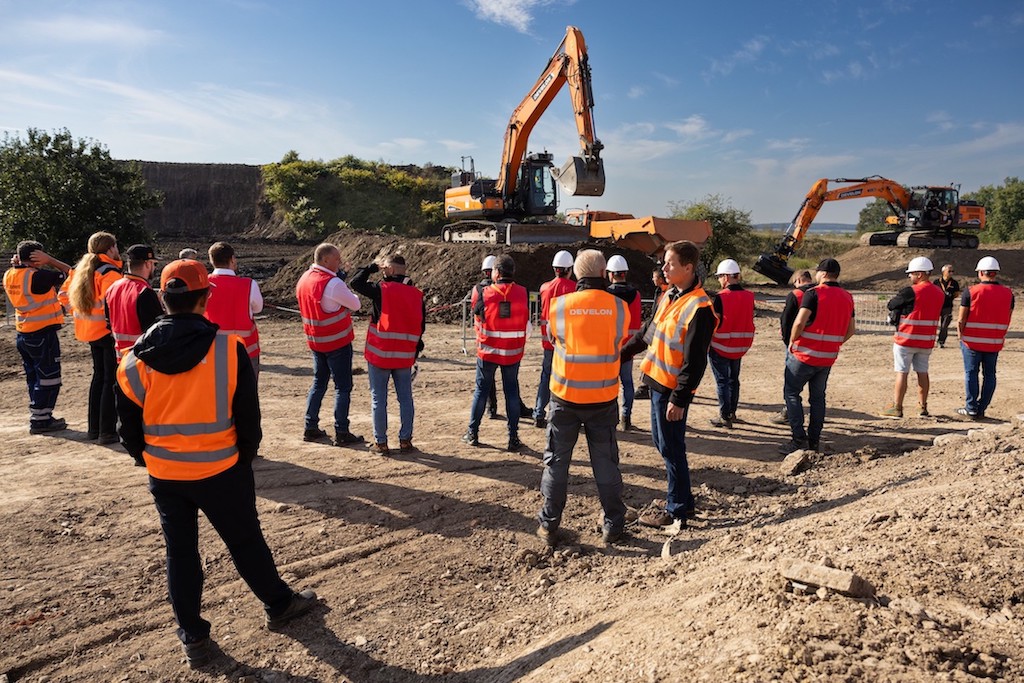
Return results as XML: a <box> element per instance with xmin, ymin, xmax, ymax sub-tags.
<box><xmin>2</xmin><ymin>290</ymin><xmax>1024</xmax><ymax>681</ymax></box>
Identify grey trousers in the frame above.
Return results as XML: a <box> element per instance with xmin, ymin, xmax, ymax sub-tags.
<box><xmin>538</xmin><ymin>399</ymin><xmax>627</xmax><ymax>534</ymax></box>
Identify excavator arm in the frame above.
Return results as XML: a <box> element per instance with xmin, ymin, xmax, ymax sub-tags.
<box><xmin>754</xmin><ymin>176</ymin><xmax>911</xmax><ymax>285</ymax></box>
<box><xmin>494</xmin><ymin>25</ymin><xmax>605</xmax><ymax>201</ymax></box>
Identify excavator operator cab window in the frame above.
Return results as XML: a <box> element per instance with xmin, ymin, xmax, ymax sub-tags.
<box><xmin>521</xmin><ymin>164</ymin><xmax>558</xmax><ymax>216</ymax></box>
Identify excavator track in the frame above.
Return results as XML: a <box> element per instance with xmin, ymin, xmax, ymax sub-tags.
<box><xmin>896</xmin><ymin>230</ymin><xmax>980</xmax><ymax>249</ymax></box>
<box><xmin>441</xmin><ymin>220</ymin><xmax>588</xmax><ymax>245</ymax></box>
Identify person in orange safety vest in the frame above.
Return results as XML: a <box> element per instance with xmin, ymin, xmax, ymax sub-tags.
<box><xmin>63</xmin><ymin>231</ymin><xmax>122</xmax><ymax>443</ymax></box>
<box><xmin>880</xmin><ymin>256</ymin><xmax>945</xmax><ymax>418</ymax></box>
<box><xmin>781</xmin><ymin>258</ymin><xmax>856</xmax><ymax>455</ymax></box>
<box><xmin>955</xmin><ymin>256</ymin><xmax>1015</xmax><ymax>420</ymax></box>
<box><xmin>116</xmin><ymin>258</ymin><xmax>317</xmax><ymax>668</ymax></box>
<box><xmin>536</xmin><ymin>249</ymin><xmax>630</xmax><ymax>547</ymax></box>
<box><xmin>3</xmin><ymin>240</ymin><xmax>71</xmax><ymax>434</ymax></box>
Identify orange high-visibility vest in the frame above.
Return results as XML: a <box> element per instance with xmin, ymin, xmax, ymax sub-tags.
<box><xmin>549</xmin><ymin>289</ymin><xmax>628</xmax><ymax>404</ymax></box>
<box><xmin>791</xmin><ymin>284</ymin><xmax>854</xmax><ymax>367</ymax></box>
<box><xmin>117</xmin><ymin>334</ymin><xmax>240</xmax><ymax>481</ymax></box>
<box><xmin>105</xmin><ymin>274</ymin><xmax>151</xmax><ymax>358</ymax></box>
<box><xmin>365</xmin><ymin>280</ymin><xmax>424</xmax><ymax>369</ymax></box>
<box><xmin>639</xmin><ymin>287</ymin><xmax>714</xmax><ymax>390</ymax></box>
<box><xmin>206</xmin><ymin>273</ymin><xmax>260</xmax><ymax>358</ymax></box>
<box><xmin>477</xmin><ymin>282</ymin><xmax>529</xmax><ymax>365</ymax></box>
<box><xmin>539</xmin><ymin>276</ymin><xmax>575</xmax><ymax>351</ymax></box>
<box><xmin>3</xmin><ymin>267</ymin><xmax>64</xmax><ymax>333</ymax></box>
<box><xmin>894</xmin><ymin>281</ymin><xmax>944</xmax><ymax>349</ymax></box>
<box><xmin>710</xmin><ymin>288</ymin><xmax>755</xmax><ymax>359</ymax></box>
<box><xmin>296</xmin><ymin>268</ymin><xmax>354</xmax><ymax>352</ymax></box>
<box><xmin>62</xmin><ymin>255</ymin><xmax>122</xmax><ymax>342</ymax></box>
<box><xmin>962</xmin><ymin>283</ymin><xmax>1013</xmax><ymax>352</ymax></box>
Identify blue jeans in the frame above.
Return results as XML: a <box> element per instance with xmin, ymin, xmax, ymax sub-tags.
<box><xmin>961</xmin><ymin>343</ymin><xmax>999</xmax><ymax>414</ymax></box>
<box><xmin>619</xmin><ymin>358</ymin><xmax>635</xmax><ymax>419</ymax></box>
<box><xmin>650</xmin><ymin>388</ymin><xmax>694</xmax><ymax>518</ymax></box>
<box><xmin>538</xmin><ymin>400</ymin><xmax>626</xmax><ymax>534</ymax></box>
<box><xmin>708</xmin><ymin>349</ymin><xmax>742</xmax><ymax>418</ymax></box>
<box><xmin>468</xmin><ymin>358</ymin><xmax>521</xmax><ymax>436</ymax></box>
<box><xmin>533</xmin><ymin>347</ymin><xmax>554</xmax><ymax>419</ymax></box>
<box><xmin>149</xmin><ymin>461</ymin><xmax>293</xmax><ymax>644</ymax></box>
<box><xmin>15</xmin><ymin>327</ymin><xmax>62</xmax><ymax>427</ymax></box>
<box><xmin>367</xmin><ymin>363</ymin><xmax>414</xmax><ymax>444</ymax></box>
<box><xmin>305</xmin><ymin>344</ymin><xmax>354</xmax><ymax>433</ymax></box>
<box><xmin>783</xmin><ymin>354</ymin><xmax>831</xmax><ymax>445</ymax></box>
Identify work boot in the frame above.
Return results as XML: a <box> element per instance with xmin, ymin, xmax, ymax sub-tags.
<box><xmin>399</xmin><ymin>439</ymin><xmax>416</xmax><ymax>452</ymax></box>
<box><xmin>507</xmin><ymin>435</ymin><xmax>523</xmax><ymax>452</ymax></box>
<box><xmin>182</xmin><ymin>638</ymin><xmax>217</xmax><ymax>669</ymax></box>
<box><xmin>778</xmin><ymin>438</ymin><xmax>808</xmax><ymax>455</ymax></box>
<box><xmin>536</xmin><ymin>525</ymin><xmax>559</xmax><ymax>547</ymax></box>
<box><xmin>266</xmin><ymin>590</ymin><xmax>318</xmax><ymax>631</ymax></box>
<box><xmin>461</xmin><ymin>430</ymin><xmax>480</xmax><ymax>447</ymax></box>
<box><xmin>620</xmin><ymin>416</ymin><xmax>633</xmax><ymax>431</ymax></box>
<box><xmin>97</xmin><ymin>433</ymin><xmax>119</xmax><ymax>445</ymax></box>
<box><xmin>302</xmin><ymin>427</ymin><xmax>329</xmax><ymax>442</ymax></box>
<box><xmin>602</xmin><ymin>527</ymin><xmax>626</xmax><ymax>545</ymax></box>
<box><xmin>368</xmin><ymin>442</ymin><xmax>390</xmax><ymax>455</ymax></box>
<box><xmin>488</xmin><ymin>410</ymin><xmax>501</xmax><ymax>420</ymax></box>
<box><xmin>333</xmin><ymin>431</ymin><xmax>364</xmax><ymax>446</ymax></box>
<box><xmin>770</xmin><ymin>409</ymin><xmax>789</xmax><ymax>425</ymax></box>
<box><xmin>29</xmin><ymin>417</ymin><xmax>67</xmax><ymax>435</ymax></box>
<box><xmin>709</xmin><ymin>415</ymin><xmax>733</xmax><ymax>429</ymax></box>
<box><xmin>534</xmin><ymin>415</ymin><xmax>547</xmax><ymax>429</ymax></box>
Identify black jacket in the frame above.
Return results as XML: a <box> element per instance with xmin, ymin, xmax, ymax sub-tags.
<box><xmin>621</xmin><ymin>279</ymin><xmax>715</xmax><ymax>408</ymax></box>
<box><xmin>781</xmin><ymin>283</ymin><xmax>815</xmax><ymax>345</ymax></box>
<box><xmin>116</xmin><ymin>313</ymin><xmax>261</xmax><ymax>464</ymax></box>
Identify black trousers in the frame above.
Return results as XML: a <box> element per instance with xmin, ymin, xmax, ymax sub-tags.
<box><xmin>88</xmin><ymin>335</ymin><xmax>117</xmax><ymax>436</ymax></box>
<box><xmin>149</xmin><ymin>461</ymin><xmax>293</xmax><ymax>644</ymax></box>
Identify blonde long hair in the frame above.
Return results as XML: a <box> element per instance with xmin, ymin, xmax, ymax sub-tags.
<box><xmin>69</xmin><ymin>232</ymin><xmax>117</xmax><ymax>313</ymax></box>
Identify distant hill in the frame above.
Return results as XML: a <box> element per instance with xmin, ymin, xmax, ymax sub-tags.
<box><xmin>755</xmin><ymin>222</ymin><xmax>856</xmax><ymax>234</ymax></box>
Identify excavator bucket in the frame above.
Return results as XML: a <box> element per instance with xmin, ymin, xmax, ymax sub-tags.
<box><xmin>753</xmin><ymin>254</ymin><xmax>794</xmax><ymax>286</ymax></box>
<box><xmin>553</xmin><ymin>155</ymin><xmax>605</xmax><ymax>196</ymax></box>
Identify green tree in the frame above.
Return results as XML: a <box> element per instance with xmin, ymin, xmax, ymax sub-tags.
<box><xmin>0</xmin><ymin>128</ymin><xmax>160</xmax><ymax>261</ymax></box>
<box><xmin>855</xmin><ymin>197</ymin><xmax>898</xmax><ymax>234</ymax></box>
<box><xmin>965</xmin><ymin>177</ymin><xmax>1024</xmax><ymax>243</ymax></box>
<box><xmin>668</xmin><ymin>194</ymin><xmax>753</xmax><ymax>276</ymax></box>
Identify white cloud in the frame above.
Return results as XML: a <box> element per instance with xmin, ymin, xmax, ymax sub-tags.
<box><xmin>627</xmin><ymin>85</ymin><xmax>646</xmax><ymax>99</ymax></box>
<box><xmin>926</xmin><ymin>111</ymin><xmax>955</xmax><ymax>132</ymax></box>
<box><xmin>722</xmin><ymin>129</ymin><xmax>754</xmax><ymax>144</ymax></box>
<box><xmin>652</xmin><ymin>72</ymin><xmax>679</xmax><ymax>87</ymax></box>
<box><xmin>665</xmin><ymin>114</ymin><xmax>712</xmax><ymax>140</ymax></box>
<box><xmin>764</xmin><ymin>137</ymin><xmax>811</xmax><ymax>152</ymax></box>
<box><xmin>705</xmin><ymin>35</ymin><xmax>769</xmax><ymax>78</ymax></box>
<box><xmin>466</xmin><ymin>0</ymin><xmax>552</xmax><ymax>33</ymax></box>
<box><xmin>13</xmin><ymin>15</ymin><xmax>166</xmax><ymax>47</ymax></box>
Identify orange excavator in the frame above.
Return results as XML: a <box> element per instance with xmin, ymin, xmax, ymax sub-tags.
<box><xmin>441</xmin><ymin>26</ymin><xmax>604</xmax><ymax>245</ymax></box>
<box><xmin>753</xmin><ymin>176</ymin><xmax>986</xmax><ymax>285</ymax></box>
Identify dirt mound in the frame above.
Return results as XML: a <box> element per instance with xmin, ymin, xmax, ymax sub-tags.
<box><xmin>836</xmin><ymin>242</ymin><xmax>1024</xmax><ymax>291</ymax></box>
<box><xmin>261</xmin><ymin>231</ymin><xmax>661</xmax><ymax>322</ymax></box>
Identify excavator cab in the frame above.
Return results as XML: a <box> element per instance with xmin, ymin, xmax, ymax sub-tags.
<box><xmin>552</xmin><ymin>154</ymin><xmax>606</xmax><ymax>196</ymax></box>
<box><xmin>515</xmin><ymin>152</ymin><xmax>559</xmax><ymax>218</ymax></box>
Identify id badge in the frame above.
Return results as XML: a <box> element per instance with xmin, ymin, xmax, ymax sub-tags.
<box><xmin>498</xmin><ymin>301</ymin><xmax>512</xmax><ymax>319</ymax></box>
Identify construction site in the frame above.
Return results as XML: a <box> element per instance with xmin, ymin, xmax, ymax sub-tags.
<box><xmin>1</xmin><ymin>230</ymin><xmax>1023</xmax><ymax>682</ymax></box>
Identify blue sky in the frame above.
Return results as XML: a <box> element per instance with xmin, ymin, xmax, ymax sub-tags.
<box><xmin>2</xmin><ymin>0</ymin><xmax>1023</xmax><ymax>226</ymax></box>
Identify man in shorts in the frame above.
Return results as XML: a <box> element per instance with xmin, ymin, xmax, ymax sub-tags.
<box><xmin>881</xmin><ymin>257</ymin><xmax>944</xmax><ymax>418</ymax></box>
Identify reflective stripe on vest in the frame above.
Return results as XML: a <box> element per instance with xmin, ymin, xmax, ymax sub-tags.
<box><xmin>117</xmin><ymin>334</ymin><xmax>239</xmax><ymax>480</ymax></box>
<box><xmin>710</xmin><ymin>287</ymin><xmax>755</xmax><ymax>358</ymax></box>
<box><xmin>3</xmin><ymin>267</ymin><xmax>64</xmax><ymax>333</ymax></box>
<box><xmin>638</xmin><ymin>289</ymin><xmax>713</xmax><ymax>390</ymax></box>
<box><xmin>296</xmin><ymin>268</ymin><xmax>354</xmax><ymax>352</ymax></box>
<box><xmin>549</xmin><ymin>290</ymin><xmax>628</xmax><ymax>403</ymax></box>
<box><xmin>894</xmin><ymin>281</ymin><xmax>943</xmax><ymax>348</ymax></box>
<box><xmin>105</xmin><ymin>275</ymin><xmax>150</xmax><ymax>358</ymax></box>
<box><xmin>962</xmin><ymin>283</ymin><xmax>1013</xmax><ymax>352</ymax></box>
<box><xmin>791</xmin><ymin>284</ymin><xmax>854</xmax><ymax>367</ymax></box>
<box><xmin>206</xmin><ymin>273</ymin><xmax>260</xmax><ymax>358</ymax></box>
<box><xmin>539</xmin><ymin>276</ymin><xmax>576</xmax><ymax>350</ymax></box>
<box><xmin>364</xmin><ymin>280</ymin><xmax>424</xmax><ymax>369</ymax></box>
<box><xmin>477</xmin><ymin>282</ymin><xmax>529</xmax><ymax>364</ymax></box>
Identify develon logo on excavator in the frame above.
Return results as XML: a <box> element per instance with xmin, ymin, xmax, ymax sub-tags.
<box><xmin>532</xmin><ymin>73</ymin><xmax>555</xmax><ymax>101</ymax></box>
<box><xmin>837</xmin><ymin>189</ymin><xmax>863</xmax><ymax>199</ymax></box>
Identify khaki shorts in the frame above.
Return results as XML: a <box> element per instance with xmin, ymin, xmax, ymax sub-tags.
<box><xmin>893</xmin><ymin>344</ymin><xmax>931</xmax><ymax>373</ymax></box>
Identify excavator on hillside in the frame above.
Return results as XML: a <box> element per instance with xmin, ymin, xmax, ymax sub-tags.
<box><xmin>442</xmin><ymin>26</ymin><xmax>604</xmax><ymax>246</ymax></box>
<box><xmin>753</xmin><ymin>176</ymin><xmax>986</xmax><ymax>285</ymax></box>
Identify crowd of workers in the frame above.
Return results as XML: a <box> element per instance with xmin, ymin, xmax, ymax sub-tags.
<box><xmin>2</xmin><ymin>232</ymin><xmax>1017</xmax><ymax>667</ymax></box>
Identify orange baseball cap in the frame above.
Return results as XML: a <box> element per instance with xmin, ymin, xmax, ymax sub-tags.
<box><xmin>160</xmin><ymin>259</ymin><xmax>212</xmax><ymax>293</ymax></box>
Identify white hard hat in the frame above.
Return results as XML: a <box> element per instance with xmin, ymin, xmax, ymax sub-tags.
<box><xmin>481</xmin><ymin>255</ymin><xmax>496</xmax><ymax>271</ymax></box>
<box><xmin>552</xmin><ymin>250</ymin><xmax>574</xmax><ymax>268</ymax></box>
<box><xmin>976</xmin><ymin>256</ymin><xmax>1000</xmax><ymax>271</ymax></box>
<box><xmin>906</xmin><ymin>256</ymin><xmax>934</xmax><ymax>273</ymax></box>
<box><xmin>715</xmin><ymin>258</ymin><xmax>741</xmax><ymax>276</ymax></box>
<box><xmin>606</xmin><ymin>254</ymin><xmax>629</xmax><ymax>272</ymax></box>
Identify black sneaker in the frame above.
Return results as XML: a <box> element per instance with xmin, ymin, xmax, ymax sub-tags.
<box><xmin>302</xmin><ymin>427</ymin><xmax>329</xmax><ymax>442</ymax></box>
<box><xmin>488</xmin><ymin>411</ymin><xmax>501</xmax><ymax>420</ymax></box>
<box><xmin>29</xmin><ymin>417</ymin><xmax>67</xmax><ymax>435</ymax></box>
<box><xmin>778</xmin><ymin>438</ymin><xmax>808</xmax><ymax>455</ymax></box>
<box><xmin>333</xmin><ymin>431</ymin><xmax>364</xmax><ymax>446</ymax></box>
<box><xmin>620</xmin><ymin>417</ymin><xmax>633</xmax><ymax>431</ymax></box>
<box><xmin>807</xmin><ymin>441</ymin><xmax>820</xmax><ymax>452</ymax></box>
<box><xmin>507</xmin><ymin>435</ymin><xmax>523</xmax><ymax>452</ymax></box>
<box><xmin>461</xmin><ymin>431</ymin><xmax>480</xmax><ymax>447</ymax></box>
<box><xmin>266</xmin><ymin>589</ymin><xmax>318</xmax><ymax>631</ymax></box>
<box><xmin>709</xmin><ymin>416</ymin><xmax>733</xmax><ymax>429</ymax></box>
<box><xmin>534</xmin><ymin>416</ymin><xmax>546</xmax><ymax>428</ymax></box>
<box><xmin>182</xmin><ymin>638</ymin><xmax>216</xmax><ymax>669</ymax></box>
<box><xmin>97</xmin><ymin>433</ymin><xmax>118</xmax><ymax>445</ymax></box>
<box><xmin>602</xmin><ymin>527</ymin><xmax>626</xmax><ymax>544</ymax></box>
